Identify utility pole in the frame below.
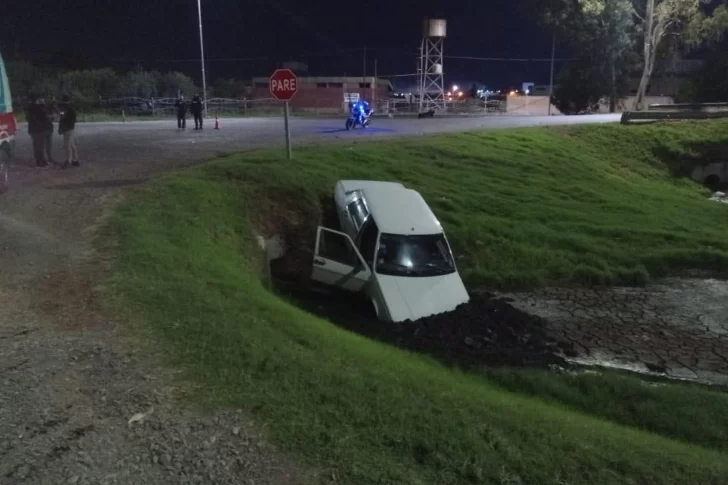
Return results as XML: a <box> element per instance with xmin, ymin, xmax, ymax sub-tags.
<box><xmin>417</xmin><ymin>44</ymin><xmax>424</xmax><ymax>113</ymax></box>
<box><xmin>373</xmin><ymin>58</ymin><xmax>378</xmax><ymax>104</ymax></box>
<box><xmin>548</xmin><ymin>27</ymin><xmax>556</xmax><ymax>116</ymax></box>
<box><xmin>362</xmin><ymin>46</ymin><xmax>367</xmax><ymax>80</ymax></box>
<box><xmin>196</xmin><ymin>0</ymin><xmax>208</xmax><ymax>118</ymax></box>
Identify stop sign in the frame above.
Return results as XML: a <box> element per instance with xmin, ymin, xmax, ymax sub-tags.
<box><xmin>269</xmin><ymin>69</ymin><xmax>298</xmax><ymax>101</ymax></box>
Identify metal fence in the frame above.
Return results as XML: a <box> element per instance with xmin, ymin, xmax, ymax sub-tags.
<box><xmin>621</xmin><ymin>102</ymin><xmax>728</xmax><ymax>124</ymax></box>
<box><xmin>99</xmin><ymin>97</ymin><xmax>348</xmax><ymax>117</ymax></box>
<box><xmin>72</xmin><ymin>95</ymin><xmax>512</xmax><ymax>118</ymax></box>
<box><xmin>384</xmin><ymin>98</ymin><xmax>507</xmax><ymax>115</ymax></box>
<box><xmin>100</xmin><ymin>97</ymin><xmax>256</xmax><ymax>117</ymax></box>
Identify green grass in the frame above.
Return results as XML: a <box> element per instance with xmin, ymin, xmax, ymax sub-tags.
<box><xmin>106</xmin><ymin>121</ymin><xmax>728</xmax><ymax>485</ymax></box>
<box><xmin>212</xmin><ymin>119</ymin><xmax>728</xmax><ymax>289</ymax></box>
<box><xmin>484</xmin><ymin>368</ymin><xmax>728</xmax><ymax>451</ymax></box>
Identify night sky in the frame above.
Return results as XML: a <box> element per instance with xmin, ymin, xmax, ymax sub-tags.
<box><xmin>4</xmin><ymin>0</ymin><xmax>561</xmax><ymax>90</ymax></box>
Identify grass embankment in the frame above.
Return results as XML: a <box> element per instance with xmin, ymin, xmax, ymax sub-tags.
<box><xmin>107</xmin><ymin>121</ymin><xmax>728</xmax><ymax>485</ymax></box>
<box><xmin>232</xmin><ymin>119</ymin><xmax>728</xmax><ymax>288</ymax></box>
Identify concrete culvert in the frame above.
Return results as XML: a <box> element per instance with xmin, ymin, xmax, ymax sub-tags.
<box><xmin>705</xmin><ymin>174</ymin><xmax>721</xmax><ymax>189</ymax></box>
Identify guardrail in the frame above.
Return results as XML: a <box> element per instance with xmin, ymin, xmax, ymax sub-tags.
<box><xmin>621</xmin><ymin>102</ymin><xmax>728</xmax><ymax>124</ymax></box>
<box><xmin>647</xmin><ymin>102</ymin><xmax>728</xmax><ymax>111</ymax></box>
<box><xmin>385</xmin><ymin>98</ymin><xmax>507</xmax><ymax>115</ymax></box>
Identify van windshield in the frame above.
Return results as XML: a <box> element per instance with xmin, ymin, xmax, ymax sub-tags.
<box><xmin>375</xmin><ymin>233</ymin><xmax>456</xmax><ymax>277</ymax></box>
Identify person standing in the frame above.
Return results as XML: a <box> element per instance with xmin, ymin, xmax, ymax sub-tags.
<box><xmin>190</xmin><ymin>94</ymin><xmax>203</xmax><ymax>130</ymax></box>
<box><xmin>26</xmin><ymin>96</ymin><xmax>49</xmax><ymax>167</ymax></box>
<box><xmin>40</xmin><ymin>98</ymin><xmax>56</xmax><ymax>164</ymax></box>
<box><xmin>175</xmin><ymin>95</ymin><xmax>187</xmax><ymax>130</ymax></box>
<box><xmin>58</xmin><ymin>95</ymin><xmax>80</xmax><ymax>169</ymax></box>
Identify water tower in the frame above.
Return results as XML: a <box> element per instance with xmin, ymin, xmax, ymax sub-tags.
<box><xmin>418</xmin><ymin>18</ymin><xmax>447</xmax><ymax>113</ymax></box>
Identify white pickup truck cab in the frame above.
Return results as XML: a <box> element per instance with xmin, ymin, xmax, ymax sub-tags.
<box><xmin>311</xmin><ymin>180</ymin><xmax>470</xmax><ymax>322</ymax></box>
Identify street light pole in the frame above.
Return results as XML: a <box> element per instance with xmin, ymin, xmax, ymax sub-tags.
<box><xmin>196</xmin><ymin>0</ymin><xmax>208</xmax><ymax>118</ymax></box>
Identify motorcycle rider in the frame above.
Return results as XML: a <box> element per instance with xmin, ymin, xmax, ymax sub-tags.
<box><xmin>351</xmin><ymin>99</ymin><xmax>371</xmax><ymax>125</ymax></box>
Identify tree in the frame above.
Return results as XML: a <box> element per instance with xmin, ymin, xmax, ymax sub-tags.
<box><xmin>679</xmin><ymin>35</ymin><xmax>728</xmax><ymax>101</ymax></box>
<box><xmin>119</xmin><ymin>70</ymin><xmax>158</xmax><ymax>98</ymax></box>
<box><xmin>522</xmin><ymin>0</ymin><xmax>636</xmax><ymax>112</ymax></box>
<box><xmin>579</xmin><ymin>0</ymin><xmax>637</xmax><ymax>111</ymax></box>
<box><xmin>212</xmin><ymin>78</ymin><xmax>249</xmax><ymax>98</ymax></box>
<box><xmin>6</xmin><ymin>61</ymin><xmax>59</xmax><ymax>99</ymax></box>
<box><xmin>552</xmin><ymin>58</ymin><xmax>608</xmax><ymax>114</ymax></box>
<box><xmin>58</xmin><ymin>68</ymin><xmax>120</xmax><ymax>105</ymax></box>
<box><xmin>631</xmin><ymin>0</ymin><xmax>728</xmax><ymax>110</ymax></box>
<box><xmin>6</xmin><ymin>60</ymin><xmax>251</xmax><ymax>112</ymax></box>
<box><xmin>157</xmin><ymin>71</ymin><xmax>198</xmax><ymax>98</ymax></box>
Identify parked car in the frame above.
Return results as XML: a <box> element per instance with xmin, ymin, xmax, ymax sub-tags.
<box><xmin>311</xmin><ymin>180</ymin><xmax>470</xmax><ymax>322</ymax></box>
<box><xmin>0</xmin><ymin>50</ymin><xmax>17</xmax><ymax>193</ymax></box>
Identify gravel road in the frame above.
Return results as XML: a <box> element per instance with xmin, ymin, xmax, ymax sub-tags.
<box><xmin>0</xmin><ymin>113</ymin><xmax>626</xmax><ymax>484</ymax></box>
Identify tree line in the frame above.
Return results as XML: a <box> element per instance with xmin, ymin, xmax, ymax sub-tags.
<box><xmin>7</xmin><ymin>61</ymin><xmax>250</xmax><ymax>110</ymax></box>
<box><xmin>524</xmin><ymin>0</ymin><xmax>728</xmax><ymax>113</ymax></box>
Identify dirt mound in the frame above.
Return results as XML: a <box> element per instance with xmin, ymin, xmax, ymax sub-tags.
<box><xmin>398</xmin><ymin>293</ymin><xmax>574</xmax><ymax>369</ymax></box>
<box><xmin>275</xmin><ymin>280</ymin><xmax>575</xmax><ymax>371</ymax></box>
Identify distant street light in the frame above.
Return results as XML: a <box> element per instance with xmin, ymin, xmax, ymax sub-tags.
<box><xmin>196</xmin><ymin>0</ymin><xmax>209</xmax><ymax>118</ymax></box>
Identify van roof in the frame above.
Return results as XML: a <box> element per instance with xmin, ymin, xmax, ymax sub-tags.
<box><xmin>338</xmin><ymin>180</ymin><xmax>443</xmax><ymax>235</ymax></box>
<box><xmin>338</xmin><ymin>180</ymin><xmax>404</xmax><ymax>194</ymax></box>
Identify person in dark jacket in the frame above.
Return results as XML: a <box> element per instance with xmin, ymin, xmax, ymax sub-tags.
<box><xmin>58</xmin><ymin>95</ymin><xmax>79</xmax><ymax>169</ymax></box>
<box><xmin>175</xmin><ymin>95</ymin><xmax>187</xmax><ymax>130</ymax></box>
<box><xmin>26</xmin><ymin>96</ymin><xmax>50</xmax><ymax>167</ymax></box>
<box><xmin>190</xmin><ymin>94</ymin><xmax>203</xmax><ymax>130</ymax></box>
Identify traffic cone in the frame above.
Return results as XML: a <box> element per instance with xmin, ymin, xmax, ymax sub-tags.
<box><xmin>214</xmin><ymin>115</ymin><xmax>220</xmax><ymax>130</ymax></box>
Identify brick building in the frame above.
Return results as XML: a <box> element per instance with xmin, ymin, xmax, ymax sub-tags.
<box><xmin>250</xmin><ymin>76</ymin><xmax>392</xmax><ymax>113</ymax></box>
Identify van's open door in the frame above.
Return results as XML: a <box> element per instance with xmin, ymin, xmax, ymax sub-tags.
<box><xmin>312</xmin><ymin>226</ymin><xmax>371</xmax><ymax>292</ymax></box>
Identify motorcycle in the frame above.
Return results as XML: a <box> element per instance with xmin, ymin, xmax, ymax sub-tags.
<box><xmin>345</xmin><ymin>106</ymin><xmax>373</xmax><ymax>130</ymax></box>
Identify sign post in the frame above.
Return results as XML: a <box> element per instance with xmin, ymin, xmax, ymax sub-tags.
<box><xmin>283</xmin><ymin>101</ymin><xmax>292</xmax><ymax>160</ymax></box>
<box><xmin>269</xmin><ymin>69</ymin><xmax>299</xmax><ymax>160</ymax></box>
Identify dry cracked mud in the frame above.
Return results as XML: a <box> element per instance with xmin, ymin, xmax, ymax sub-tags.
<box><xmin>496</xmin><ymin>278</ymin><xmax>728</xmax><ymax>386</ymax></box>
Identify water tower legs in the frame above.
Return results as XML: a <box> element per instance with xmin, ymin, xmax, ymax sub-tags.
<box><xmin>418</xmin><ymin>19</ymin><xmax>447</xmax><ymax>113</ymax></box>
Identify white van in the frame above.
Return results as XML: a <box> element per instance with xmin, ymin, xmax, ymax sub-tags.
<box><xmin>0</xmin><ymin>51</ymin><xmax>17</xmax><ymax>193</ymax></box>
<box><xmin>311</xmin><ymin>180</ymin><xmax>470</xmax><ymax>322</ymax></box>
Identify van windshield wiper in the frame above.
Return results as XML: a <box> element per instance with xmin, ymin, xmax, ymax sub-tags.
<box><xmin>419</xmin><ymin>263</ymin><xmax>453</xmax><ymax>274</ymax></box>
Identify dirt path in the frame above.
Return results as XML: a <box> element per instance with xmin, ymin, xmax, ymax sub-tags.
<box><xmin>0</xmin><ymin>133</ymin><xmax>311</xmax><ymax>484</ymax></box>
